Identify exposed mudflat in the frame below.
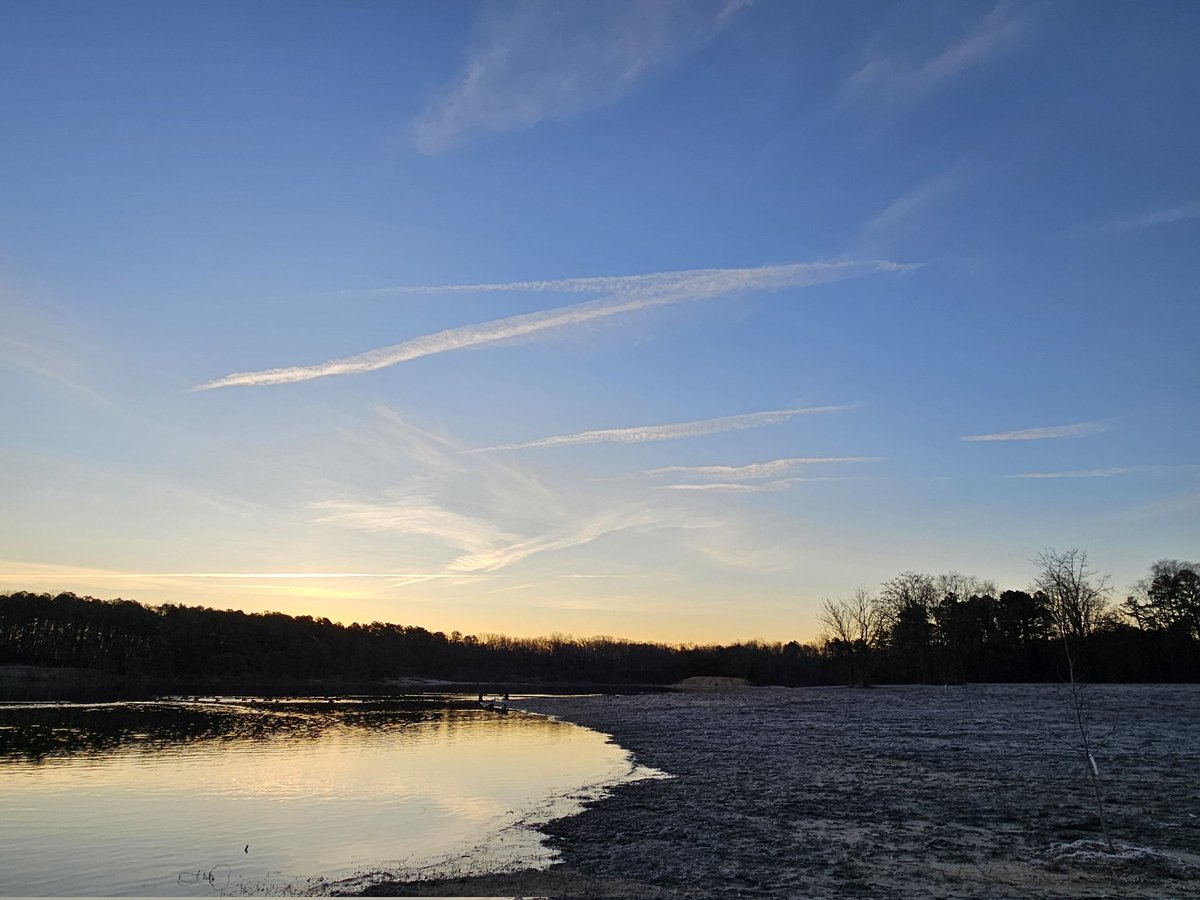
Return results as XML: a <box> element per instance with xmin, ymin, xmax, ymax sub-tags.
<box><xmin>354</xmin><ymin>684</ymin><xmax>1200</xmax><ymax>898</ymax></box>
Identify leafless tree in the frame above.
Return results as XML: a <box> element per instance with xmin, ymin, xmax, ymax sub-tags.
<box><xmin>879</xmin><ymin>571</ymin><xmax>938</xmax><ymax>624</ymax></box>
<box><xmin>935</xmin><ymin>571</ymin><xmax>998</xmax><ymax>604</ymax></box>
<box><xmin>1032</xmin><ymin>548</ymin><xmax>1110</xmax><ymax>648</ymax></box>
<box><xmin>1032</xmin><ymin>547</ymin><xmax>1115</xmax><ymax>852</ymax></box>
<box><xmin>819</xmin><ymin>587</ymin><xmax>886</xmax><ymax>687</ymax></box>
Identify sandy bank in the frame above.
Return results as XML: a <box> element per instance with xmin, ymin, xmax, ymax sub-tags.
<box><xmin>353</xmin><ymin>684</ymin><xmax>1200</xmax><ymax>898</ymax></box>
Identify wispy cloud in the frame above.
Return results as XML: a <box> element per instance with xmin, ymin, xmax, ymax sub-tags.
<box><xmin>1122</xmin><ymin>492</ymin><xmax>1200</xmax><ymax>520</ymax></box>
<box><xmin>311</xmin><ymin>495</ymin><xmax>517</xmax><ymax>555</ymax></box>
<box><xmin>472</xmin><ymin>406</ymin><xmax>850</xmax><ymax>453</ymax></box>
<box><xmin>864</xmin><ymin>166</ymin><xmax>966</xmax><ymax>239</ymax></box>
<box><xmin>1080</xmin><ymin>200</ymin><xmax>1200</xmax><ymax>236</ymax></box>
<box><xmin>311</xmin><ymin>408</ymin><xmax>825</xmax><ymax>579</ymax></box>
<box><xmin>1008</xmin><ymin>467</ymin><xmax>1132</xmax><ymax>479</ymax></box>
<box><xmin>962</xmin><ymin>421</ymin><xmax>1108</xmax><ymax>442</ymax></box>
<box><xmin>140</xmin><ymin>572</ymin><xmax>420</xmax><ymax>579</ymax></box>
<box><xmin>1009</xmin><ymin>464</ymin><xmax>1198</xmax><ymax>479</ymax></box>
<box><xmin>643</xmin><ymin>455</ymin><xmax>881</xmax><ymax>480</ymax></box>
<box><xmin>312</xmin><ymin>411</ymin><xmax>661</xmax><ymax>576</ymax></box>
<box><xmin>843</xmin><ymin>2</ymin><xmax>1027</xmax><ymax>108</ymax></box>
<box><xmin>659</xmin><ymin>476</ymin><xmax>854</xmax><ymax>493</ymax></box>
<box><xmin>343</xmin><ymin>261</ymin><xmax>890</xmax><ymax>299</ymax></box>
<box><xmin>0</xmin><ymin>560</ymin><xmax>440</xmax><ymax>585</ymax></box>
<box><xmin>196</xmin><ymin>260</ymin><xmax>911</xmax><ymax>391</ymax></box>
<box><xmin>0</xmin><ymin>296</ymin><xmax>113</xmax><ymax>408</ymax></box>
<box><xmin>413</xmin><ymin>0</ymin><xmax>751</xmax><ymax>154</ymax></box>
<box><xmin>446</xmin><ymin>507</ymin><xmax>658</xmax><ymax>573</ymax></box>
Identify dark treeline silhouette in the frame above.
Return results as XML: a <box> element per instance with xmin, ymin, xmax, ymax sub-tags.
<box><xmin>0</xmin><ymin>591</ymin><xmax>834</xmax><ymax>688</ymax></box>
<box><xmin>820</xmin><ymin>558</ymin><xmax>1200</xmax><ymax>687</ymax></box>
<box><xmin>2</xmin><ymin>556</ymin><xmax>1196</xmax><ymax>691</ymax></box>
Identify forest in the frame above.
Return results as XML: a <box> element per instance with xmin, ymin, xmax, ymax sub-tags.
<box><xmin>1</xmin><ymin>554</ymin><xmax>1196</xmax><ymax>689</ymax></box>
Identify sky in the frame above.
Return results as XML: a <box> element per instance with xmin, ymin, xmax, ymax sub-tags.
<box><xmin>1</xmin><ymin>0</ymin><xmax>1198</xmax><ymax>643</ymax></box>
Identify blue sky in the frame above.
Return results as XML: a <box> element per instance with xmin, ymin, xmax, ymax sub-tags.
<box><xmin>2</xmin><ymin>0</ymin><xmax>1197</xmax><ymax>642</ymax></box>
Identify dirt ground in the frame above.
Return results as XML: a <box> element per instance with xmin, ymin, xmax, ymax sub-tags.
<box><xmin>352</xmin><ymin>684</ymin><xmax>1200</xmax><ymax>898</ymax></box>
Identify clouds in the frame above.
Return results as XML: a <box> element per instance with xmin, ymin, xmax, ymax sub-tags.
<box><xmin>195</xmin><ymin>259</ymin><xmax>911</xmax><ymax>391</ymax></box>
<box><xmin>1009</xmin><ymin>465</ymin><xmax>1198</xmax><ymax>480</ymax></box>
<box><xmin>1008</xmin><ymin>467</ymin><xmax>1132</xmax><ymax>480</ymax></box>
<box><xmin>658</xmin><ymin>477</ymin><xmax>852</xmax><ymax>493</ymax></box>
<box><xmin>473</xmin><ymin>407</ymin><xmax>849</xmax><ymax>453</ymax></box>
<box><xmin>641</xmin><ymin>453</ymin><xmax>879</xmax><ymax>494</ymax></box>
<box><xmin>863</xmin><ymin>165</ymin><xmax>967</xmax><ymax>242</ymax></box>
<box><xmin>346</xmin><ymin>260</ymin><xmax>886</xmax><ymax>300</ymax></box>
<box><xmin>412</xmin><ymin>0</ymin><xmax>751</xmax><ymax>154</ymax></box>
<box><xmin>844</xmin><ymin>2</ymin><xmax>1027</xmax><ymax>109</ymax></box>
<box><xmin>0</xmin><ymin>295</ymin><xmax>113</xmax><ymax>408</ymax></box>
<box><xmin>644</xmin><ymin>456</ymin><xmax>881</xmax><ymax>480</ymax></box>
<box><xmin>309</xmin><ymin>411</ymin><xmax>674</xmax><ymax>577</ymax></box>
<box><xmin>311</xmin><ymin>494</ymin><xmax>517</xmax><ymax>555</ymax></box>
<box><xmin>445</xmin><ymin>506</ymin><xmax>659</xmax><ymax>573</ymax></box>
<box><xmin>307</xmin><ymin>405</ymin><xmax>862</xmax><ymax>580</ymax></box>
<box><xmin>961</xmin><ymin>421</ymin><xmax>1108</xmax><ymax>442</ymax></box>
<box><xmin>1082</xmin><ymin>200</ymin><xmax>1200</xmax><ymax>237</ymax></box>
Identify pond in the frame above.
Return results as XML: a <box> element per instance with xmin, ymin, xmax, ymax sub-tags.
<box><xmin>0</xmin><ymin>696</ymin><xmax>661</xmax><ymax>896</ymax></box>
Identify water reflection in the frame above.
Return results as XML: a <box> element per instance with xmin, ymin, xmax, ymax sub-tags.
<box><xmin>0</xmin><ymin>698</ymin><xmax>651</xmax><ymax>896</ymax></box>
<box><xmin>0</xmin><ymin>696</ymin><xmax>500</xmax><ymax>761</ymax></box>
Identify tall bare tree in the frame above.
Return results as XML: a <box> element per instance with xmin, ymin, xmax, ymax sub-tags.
<box><xmin>1032</xmin><ymin>548</ymin><xmax>1110</xmax><ymax>649</ymax></box>
<box><xmin>819</xmin><ymin>587</ymin><xmax>886</xmax><ymax>687</ymax></box>
<box><xmin>1032</xmin><ymin>547</ymin><xmax>1114</xmax><ymax>851</ymax></box>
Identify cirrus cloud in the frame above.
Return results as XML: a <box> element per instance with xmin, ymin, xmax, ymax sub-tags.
<box><xmin>413</xmin><ymin>0</ymin><xmax>752</xmax><ymax>154</ymax></box>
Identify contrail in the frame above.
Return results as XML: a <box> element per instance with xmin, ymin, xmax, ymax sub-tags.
<box><xmin>643</xmin><ymin>456</ymin><xmax>882</xmax><ymax>480</ymax></box>
<box><xmin>1007</xmin><ymin>468</ymin><xmax>1131</xmax><ymax>479</ymax></box>
<box><xmin>195</xmin><ymin>259</ymin><xmax>913</xmax><ymax>390</ymax></box>
<box><xmin>658</xmin><ymin>476</ymin><xmax>853</xmax><ymax>492</ymax></box>
<box><xmin>961</xmin><ymin>421</ymin><xmax>1107</xmax><ymax>442</ymax></box>
<box><xmin>471</xmin><ymin>406</ymin><xmax>851</xmax><ymax>453</ymax></box>
<box><xmin>345</xmin><ymin>260</ymin><xmax>910</xmax><ymax>298</ymax></box>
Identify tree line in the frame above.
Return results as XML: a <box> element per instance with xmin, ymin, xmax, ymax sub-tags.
<box><xmin>819</xmin><ymin>552</ymin><xmax>1199</xmax><ymax>687</ymax></box>
<box><xmin>0</xmin><ymin>591</ymin><xmax>833</xmax><ymax>687</ymax></box>
<box><xmin>1</xmin><ymin>552</ymin><xmax>1195</xmax><ymax>689</ymax></box>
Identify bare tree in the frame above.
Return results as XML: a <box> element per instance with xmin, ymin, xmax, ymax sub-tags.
<box><xmin>879</xmin><ymin>571</ymin><xmax>938</xmax><ymax>623</ymax></box>
<box><xmin>1032</xmin><ymin>548</ymin><xmax>1110</xmax><ymax>649</ymax></box>
<box><xmin>1032</xmin><ymin>547</ymin><xmax>1115</xmax><ymax>852</ymax></box>
<box><xmin>935</xmin><ymin>571</ymin><xmax>998</xmax><ymax>604</ymax></box>
<box><xmin>819</xmin><ymin>587</ymin><xmax>886</xmax><ymax>687</ymax></box>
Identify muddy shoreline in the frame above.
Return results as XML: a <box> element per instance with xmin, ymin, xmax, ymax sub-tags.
<box><xmin>352</xmin><ymin>684</ymin><xmax>1200</xmax><ymax>898</ymax></box>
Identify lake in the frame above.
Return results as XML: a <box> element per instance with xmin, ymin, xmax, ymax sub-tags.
<box><xmin>0</xmin><ymin>696</ymin><xmax>662</xmax><ymax>896</ymax></box>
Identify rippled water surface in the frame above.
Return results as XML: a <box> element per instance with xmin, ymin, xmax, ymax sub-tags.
<box><xmin>0</xmin><ymin>697</ymin><xmax>648</xmax><ymax>896</ymax></box>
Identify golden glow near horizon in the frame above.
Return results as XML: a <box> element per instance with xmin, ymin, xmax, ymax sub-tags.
<box><xmin>0</xmin><ymin>560</ymin><xmax>830</xmax><ymax>644</ymax></box>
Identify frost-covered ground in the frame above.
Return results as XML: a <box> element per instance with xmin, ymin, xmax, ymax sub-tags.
<box><xmin>356</xmin><ymin>684</ymin><xmax>1200</xmax><ymax>898</ymax></box>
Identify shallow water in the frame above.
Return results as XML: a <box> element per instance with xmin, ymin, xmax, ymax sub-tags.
<box><xmin>0</xmin><ymin>697</ymin><xmax>652</xmax><ymax>896</ymax></box>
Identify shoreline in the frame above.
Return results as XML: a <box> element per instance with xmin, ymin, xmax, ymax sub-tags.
<box><xmin>352</xmin><ymin>684</ymin><xmax>1200</xmax><ymax>898</ymax></box>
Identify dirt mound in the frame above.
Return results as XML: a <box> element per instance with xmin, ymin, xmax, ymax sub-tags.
<box><xmin>673</xmin><ymin>676</ymin><xmax>749</xmax><ymax>691</ymax></box>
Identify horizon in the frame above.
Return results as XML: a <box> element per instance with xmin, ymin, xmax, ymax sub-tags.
<box><xmin>2</xmin><ymin>1</ymin><xmax>1198</xmax><ymax>645</ymax></box>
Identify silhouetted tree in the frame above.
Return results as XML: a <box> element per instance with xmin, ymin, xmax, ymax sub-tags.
<box><xmin>819</xmin><ymin>588</ymin><xmax>886</xmax><ymax>687</ymax></box>
<box><xmin>1122</xmin><ymin>559</ymin><xmax>1200</xmax><ymax>638</ymax></box>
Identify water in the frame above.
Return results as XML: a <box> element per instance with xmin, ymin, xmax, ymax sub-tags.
<box><xmin>0</xmin><ymin>697</ymin><xmax>658</xmax><ymax>896</ymax></box>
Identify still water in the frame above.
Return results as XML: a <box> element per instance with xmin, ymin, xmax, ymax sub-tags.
<box><xmin>0</xmin><ymin>697</ymin><xmax>658</xmax><ymax>896</ymax></box>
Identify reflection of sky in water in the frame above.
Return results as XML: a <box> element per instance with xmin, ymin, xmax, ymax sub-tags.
<box><xmin>0</xmin><ymin>700</ymin><xmax>656</xmax><ymax>896</ymax></box>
